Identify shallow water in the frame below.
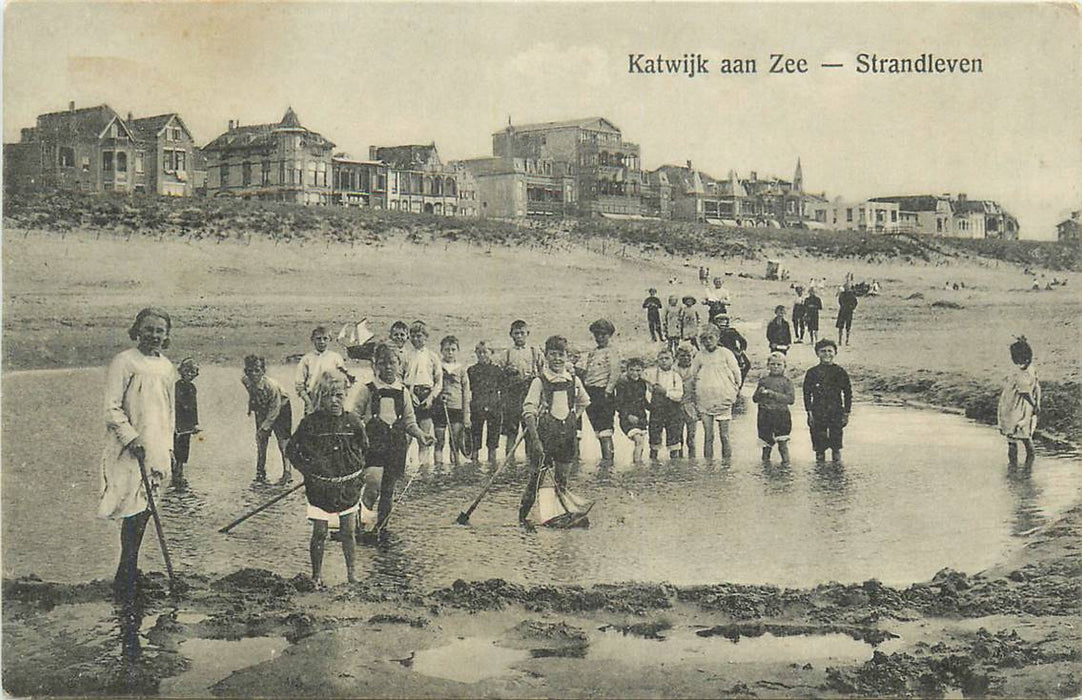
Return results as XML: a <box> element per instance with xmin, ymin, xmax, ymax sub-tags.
<box><xmin>590</xmin><ymin>628</ymin><xmax>874</xmax><ymax>665</ymax></box>
<box><xmin>3</xmin><ymin>364</ymin><xmax>1080</xmax><ymax>588</ymax></box>
<box><xmin>158</xmin><ymin>636</ymin><xmax>289</xmax><ymax>697</ymax></box>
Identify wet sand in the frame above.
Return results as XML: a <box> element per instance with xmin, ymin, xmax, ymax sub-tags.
<box><xmin>3</xmin><ymin>228</ymin><xmax>1081</xmax><ymax>696</ymax></box>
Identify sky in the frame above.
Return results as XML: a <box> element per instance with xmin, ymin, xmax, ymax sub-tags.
<box><xmin>4</xmin><ymin>2</ymin><xmax>1080</xmax><ymax>239</ymax></box>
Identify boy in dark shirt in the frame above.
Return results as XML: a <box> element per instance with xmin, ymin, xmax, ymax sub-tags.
<box><xmin>804</xmin><ymin>288</ymin><xmax>824</xmax><ymax>345</ymax></box>
<box><xmin>766</xmin><ymin>305</ymin><xmax>792</xmax><ymax>354</ymax></box>
<box><xmin>173</xmin><ymin>357</ymin><xmax>200</xmax><ymax>489</ymax></box>
<box><xmin>792</xmin><ymin>287</ymin><xmax>806</xmax><ymax>343</ymax></box>
<box><xmin>836</xmin><ymin>284</ymin><xmax>859</xmax><ymax>346</ymax></box>
<box><xmin>614</xmin><ymin>357</ymin><xmax>650</xmax><ymax>463</ymax></box>
<box><xmin>642</xmin><ymin>288</ymin><xmax>663</xmax><ymax>342</ymax></box>
<box><xmin>753</xmin><ymin>352</ymin><xmax>795</xmax><ymax>464</ymax></box>
<box><xmin>803</xmin><ymin>339</ymin><xmax>852</xmax><ymax>463</ymax></box>
<box><xmin>468</xmin><ymin>340</ymin><xmax>503</xmax><ymax>464</ymax></box>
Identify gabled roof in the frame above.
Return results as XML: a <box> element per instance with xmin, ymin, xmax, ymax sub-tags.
<box><xmin>372</xmin><ymin>144</ymin><xmax>441</xmax><ymax>170</ymax></box>
<box><xmin>506</xmin><ymin>117</ymin><xmax>621</xmax><ymax>134</ymax></box>
<box><xmin>279</xmin><ymin>106</ymin><xmax>302</xmax><ymax>129</ymax></box>
<box><xmin>129</xmin><ymin>113</ymin><xmax>192</xmax><ymax>144</ymax></box>
<box><xmin>36</xmin><ymin>104</ymin><xmax>136</xmax><ymax>142</ymax></box>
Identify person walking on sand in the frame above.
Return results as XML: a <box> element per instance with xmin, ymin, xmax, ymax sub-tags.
<box><xmin>997</xmin><ymin>336</ymin><xmax>1040</xmax><ymax>468</ymax></box>
<box><xmin>99</xmin><ymin>307</ymin><xmax>178</xmax><ymax>599</ymax></box>
<box><xmin>836</xmin><ymin>283</ymin><xmax>859</xmax><ymax>346</ymax></box>
<box><xmin>643</xmin><ymin>288</ymin><xmax>664</xmax><ymax>342</ymax></box>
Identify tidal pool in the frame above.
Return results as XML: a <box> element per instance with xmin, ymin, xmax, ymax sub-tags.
<box><xmin>4</xmin><ymin>365</ymin><xmax>1080</xmax><ymax>588</ymax></box>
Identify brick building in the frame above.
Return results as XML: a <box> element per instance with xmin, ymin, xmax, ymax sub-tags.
<box><xmin>201</xmin><ymin>107</ymin><xmax>334</xmax><ymax>204</ymax></box>
<box><xmin>128</xmin><ymin>113</ymin><xmax>197</xmax><ymax>197</ymax></box>
<box><xmin>369</xmin><ymin>144</ymin><xmax>468</xmax><ymax>216</ymax></box>
<box><xmin>458</xmin><ymin>155</ymin><xmax>575</xmax><ymax>218</ymax></box>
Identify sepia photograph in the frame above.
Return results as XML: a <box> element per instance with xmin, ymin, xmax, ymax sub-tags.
<box><xmin>2</xmin><ymin>2</ymin><xmax>1081</xmax><ymax>697</ymax></box>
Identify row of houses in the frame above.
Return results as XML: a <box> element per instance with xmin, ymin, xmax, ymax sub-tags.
<box><xmin>4</xmin><ymin>101</ymin><xmax>1021</xmax><ymax>239</ymax></box>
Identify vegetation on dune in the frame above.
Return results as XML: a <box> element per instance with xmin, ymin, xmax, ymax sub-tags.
<box><xmin>4</xmin><ymin>190</ymin><xmax>1078</xmax><ymax>270</ymax></box>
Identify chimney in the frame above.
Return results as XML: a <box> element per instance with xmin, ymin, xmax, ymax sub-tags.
<box><xmin>957</xmin><ymin>193</ymin><xmax>967</xmax><ymax>202</ymax></box>
<box><xmin>228</xmin><ymin>120</ymin><xmax>235</xmax><ymax>131</ymax></box>
<box><xmin>686</xmin><ymin>160</ymin><xmax>692</xmax><ymax>170</ymax></box>
<box><xmin>69</xmin><ymin>101</ymin><xmax>75</xmax><ymax>113</ymax></box>
<box><xmin>127</xmin><ymin>112</ymin><xmax>133</xmax><ymax>124</ymax></box>
<box><xmin>751</xmin><ymin>171</ymin><xmax>758</xmax><ymax>180</ymax></box>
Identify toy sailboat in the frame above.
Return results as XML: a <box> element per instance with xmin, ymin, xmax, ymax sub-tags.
<box><xmin>338</xmin><ymin>318</ymin><xmax>376</xmax><ymax>360</ymax></box>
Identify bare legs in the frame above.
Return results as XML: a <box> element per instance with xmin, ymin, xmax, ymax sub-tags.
<box><xmin>310</xmin><ymin>512</ymin><xmax>357</xmax><ymax>587</ymax></box>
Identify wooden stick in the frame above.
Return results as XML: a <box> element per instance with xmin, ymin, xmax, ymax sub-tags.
<box><xmin>136</xmin><ymin>454</ymin><xmax>176</xmax><ymax>594</ymax></box>
<box><xmin>218</xmin><ymin>482</ymin><xmax>304</xmax><ymax>534</ymax></box>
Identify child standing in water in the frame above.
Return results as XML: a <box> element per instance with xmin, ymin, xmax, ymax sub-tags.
<box><xmin>753</xmin><ymin>352</ymin><xmax>795</xmax><ymax>464</ymax></box>
<box><xmin>584</xmin><ymin>319</ymin><xmax>621</xmax><ymax>466</ymax></box>
<box><xmin>403</xmin><ymin>320</ymin><xmax>442</xmax><ymax>466</ymax></box>
<box><xmin>242</xmin><ymin>355</ymin><xmax>294</xmax><ymax>483</ymax></box>
<box><xmin>675</xmin><ymin>344</ymin><xmax>699</xmax><ymax>458</ymax></box>
<box><xmin>286</xmin><ymin>371</ymin><xmax>368</xmax><ymax>587</ymax></box>
<box><xmin>353</xmin><ymin>344</ymin><xmax>434</xmax><ymax>539</ymax></box>
<box><xmin>295</xmin><ymin>326</ymin><xmax>354</xmax><ymax>415</ymax></box>
<box><xmin>434</xmin><ymin>335</ymin><xmax>470</xmax><ymax>467</ymax></box>
<box><xmin>614</xmin><ymin>357</ymin><xmax>650</xmax><ymax>463</ymax></box>
<box><xmin>500</xmin><ymin>319</ymin><xmax>543</xmax><ymax>459</ymax></box>
<box><xmin>998</xmin><ymin>336</ymin><xmax>1040</xmax><ymax>467</ymax></box>
<box><xmin>645</xmin><ymin>348</ymin><xmax>684</xmax><ymax>460</ymax></box>
<box><xmin>694</xmin><ymin>324</ymin><xmax>743</xmax><ymax>461</ymax></box>
<box><xmin>520</xmin><ymin>335</ymin><xmax>590</xmax><ymax>526</ymax></box>
<box><xmin>803</xmin><ymin>339</ymin><xmax>852</xmax><ymax>463</ymax></box>
<box><xmin>173</xmin><ymin>357</ymin><xmax>200</xmax><ymax>489</ymax></box>
<box><xmin>99</xmin><ymin>307</ymin><xmax>178</xmax><ymax>597</ymax></box>
<box><xmin>468</xmin><ymin>341</ymin><xmax>503</xmax><ymax>464</ymax></box>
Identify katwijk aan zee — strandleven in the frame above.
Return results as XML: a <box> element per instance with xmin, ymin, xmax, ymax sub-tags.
<box><xmin>627</xmin><ymin>52</ymin><xmax>983</xmax><ymax>76</ymax></box>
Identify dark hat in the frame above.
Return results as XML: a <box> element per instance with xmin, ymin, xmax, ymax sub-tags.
<box><xmin>589</xmin><ymin>318</ymin><xmax>615</xmax><ymax>335</ymax></box>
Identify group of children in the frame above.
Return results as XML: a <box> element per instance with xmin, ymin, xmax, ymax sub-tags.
<box><xmin>100</xmin><ymin>303</ymin><xmax>1041</xmax><ymax>591</ymax></box>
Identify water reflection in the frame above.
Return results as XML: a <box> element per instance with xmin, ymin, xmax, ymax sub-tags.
<box><xmin>1005</xmin><ymin>464</ymin><xmax>1042</xmax><ymax>536</ymax></box>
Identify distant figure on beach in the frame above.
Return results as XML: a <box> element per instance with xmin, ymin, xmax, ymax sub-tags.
<box><xmin>173</xmin><ymin>357</ymin><xmax>200</xmax><ymax>489</ymax></box>
<box><xmin>869</xmin><ymin>280</ymin><xmax>881</xmax><ymax>296</ymax></box>
<box><xmin>643</xmin><ymin>288</ymin><xmax>664</xmax><ymax>342</ymax></box>
<box><xmin>803</xmin><ymin>287</ymin><xmax>823</xmax><ymax>345</ymax></box>
<box><xmin>792</xmin><ymin>287</ymin><xmax>807</xmax><ymax>343</ymax></box>
<box><xmin>99</xmin><ymin>307</ymin><xmax>177</xmax><ymax>598</ymax></box>
<box><xmin>836</xmin><ymin>283</ymin><xmax>859</xmax><ymax>346</ymax></box>
<box><xmin>803</xmin><ymin>338</ymin><xmax>852</xmax><ymax>464</ymax></box>
<box><xmin>766</xmin><ymin>305</ymin><xmax>792</xmax><ymax>354</ymax></box>
<box><xmin>997</xmin><ymin>336</ymin><xmax>1040</xmax><ymax>468</ymax></box>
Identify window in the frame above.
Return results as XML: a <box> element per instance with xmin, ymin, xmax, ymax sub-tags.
<box><xmin>262</xmin><ymin>160</ymin><xmax>271</xmax><ymax>185</ymax></box>
<box><xmin>116</xmin><ymin>152</ymin><xmax>127</xmax><ymax>173</ymax></box>
<box><xmin>846</xmin><ymin>208</ymin><xmax>853</xmax><ymax>223</ymax></box>
<box><xmin>891</xmin><ymin>210</ymin><xmax>897</xmax><ymax>222</ymax></box>
<box><xmin>102</xmin><ymin>151</ymin><xmax>114</xmax><ymax>171</ymax></box>
<box><xmin>242</xmin><ymin>162</ymin><xmax>252</xmax><ymax>186</ymax></box>
<box><xmin>308</xmin><ymin>162</ymin><xmax>317</xmax><ymax>186</ymax></box>
<box><xmin>175</xmin><ymin>151</ymin><xmax>186</xmax><ymax>172</ymax></box>
<box><xmin>81</xmin><ymin>156</ymin><xmax>90</xmax><ymax>173</ymax></box>
<box><xmin>279</xmin><ymin>161</ymin><xmax>286</xmax><ymax>184</ymax></box>
<box><xmin>220</xmin><ymin>163</ymin><xmax>229</xmax><ymax>187</ymax></box>
<box><xmin>135</xmin><ymin>152</ymin><xmax>144</xmax><ymax>174</ymax></box>
<box><xmin>937</xmin><ymin>218</ymin><xmax>943</xmax><ymax>233</ymax></box>
<box><xmin>59</xmin><ymin>147</ymin><xmax>75</xmax><ymax>167</ymax></box>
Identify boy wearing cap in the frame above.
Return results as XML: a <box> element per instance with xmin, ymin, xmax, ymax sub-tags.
<box><xmin>584</xmin><ymin>318</ymin><xmax>621</xmax><ymax>465</ymax></box>
<box><xmin>642</xmin><ymin>288</ymin><xmax>663</xmax><ymax>342</ymax></box>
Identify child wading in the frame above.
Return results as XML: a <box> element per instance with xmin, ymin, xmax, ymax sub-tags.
<box><xmin>242</xmin><ymin>355</ymin><xmax>293</xmax><ymax>484</ymax></box>
<box><xmin>643</xmin><ymin>288</ymin><xmax>664</xmax><ymax>342</ymax></box>
<box><xmin>353</xmin><ymin>344</ymin><xmax>434</xmax><ymax>539</ymax></box>
<box><xmin>766</xmin><ymin>305</ymin><xmax>792</xmax><ymax>354</ymax></box>
<box><xmin>694</xmin><ymin>324</ymin><xmax>743</xmax><ymax>461</ymax></box>
<box><xmin>286</xmin><ymin>372</ymin><xmax>368</xmax><ymax>586</ymax></box>
<box><xmin>500</xmin><ymin>319</ymin><xmax>543</xmax><ymax>459</ymax></box>
<box><xmin>468</xmin><ymin>341</ymin><xmax>503</xmax><ymax>464</ymax></box>
<box><xmin>663</xmin><ymin>295</ymin><xmax>682</xmax><ymax>354</ymax></box>
<box><xmin>614</xmin><ymin>357</ymin><xmax>650</xmax><ymax>463</ymax></box>
<box><xmin>403</xmin><ymin>320</ymin><xmax>443</xmax><ymax>466</ymax></box>
<box><xmin>173</xmin><ymin>357</ymin><xmax>200</xmax><ymax>489</ymax></box>
<box><xmin>584</xmin><ymin>319</ymin><xmax>621</xmax><ymax>466</ymax></box>
<box><xmin>434</xmin><ymin>335</ymin><xmax>471</xmax><ymax>467</ymax></box>
<box><xmin>997</xmin><ymin>336</ymin><xmax>1040</xmax><ymax>467</ymax></box>
<box><xmin>99</xmin><ymin>307</ymin><xmax>178</xmax><ymax>598</ymax></box>
<box><xmin>295</xmin><ymin>325</ymin><xmax>354</xmax><ymax>415</ymax></box>
<box><xmin>675</xmin><ymin>344</ymin><xmax>699</xmax><ymax>457</ymax></box>
<box><xmin>519</xmin><ymin>335</ymin><xmax>591</xmax><ymax>528</ymax></box>
<box><xmin>803</xmin><ymin>339</ymin><xmax>852</xmax><ymax>463</ymax></box>
<box><xmin>753</xmin><ymin>352</ymin><xmax>795</xmax><ymax>464</ymax></box>
<box><xmin>645</xmin><ymin>348</ymin><xmax>685</xmax><ymax>459</ymax></box>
